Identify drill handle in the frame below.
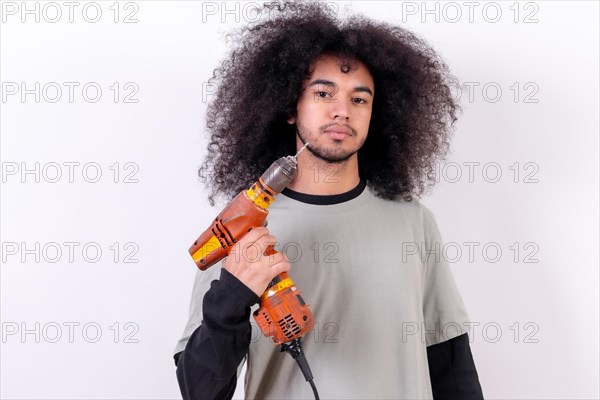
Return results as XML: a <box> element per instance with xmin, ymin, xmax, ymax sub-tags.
<box><xmin>264</xmin><ymin>244</ymin><xmax>277</xmax><ymax>256</ymax></box>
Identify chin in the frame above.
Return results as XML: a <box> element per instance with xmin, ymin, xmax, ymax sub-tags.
<box><xmin>309</xmin><ymin>148</ymin><xmax>356</xmax><ymax>164</ymax></box>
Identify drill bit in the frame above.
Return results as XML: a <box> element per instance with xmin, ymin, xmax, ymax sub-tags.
<box><xmin>295</xmin><ymin>142</ymin><xmax>309</xmax><ymax>159</ymax></box>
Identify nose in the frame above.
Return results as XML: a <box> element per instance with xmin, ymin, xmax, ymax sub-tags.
<box><xmin>330</xmin><ymin>99</ymin><xmax>350</xmax><ymax>121</ymax></box>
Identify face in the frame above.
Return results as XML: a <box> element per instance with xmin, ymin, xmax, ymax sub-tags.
<box><xmin>287</xmin><ymin>54</ymin><xmax>374</xmax><ymax>164</ymax></box>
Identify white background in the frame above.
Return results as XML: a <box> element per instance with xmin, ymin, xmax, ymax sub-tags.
<box><xmin>0</xmin><ymin>1</ymin><xmax>598</xmax><ymax>399</ymax></box>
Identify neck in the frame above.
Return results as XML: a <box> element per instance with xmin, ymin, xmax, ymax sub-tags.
<box><xmin>286</xmin><ymin>151</ymin><xmax>361</xmax><ymax>195</ymax></box>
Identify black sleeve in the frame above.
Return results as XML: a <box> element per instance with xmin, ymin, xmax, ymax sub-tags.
<box><xmin>427</xmin><ymin>333</ymin><xmax>484</xmax><ymax>400</ymax></box>
<box><xmin>176</xmin><ymin>268</ymin><xmax>259</xmax><ymax>400</ymax></box>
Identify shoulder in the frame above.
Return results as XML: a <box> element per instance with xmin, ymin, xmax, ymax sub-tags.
<box><xmin>366</xmin><ymin>184</ymin><xmax>435</xmax><ymax>220</ymax></box>
<box><xmin>366</xmin><ymin>185</ymin><xmax>442</xmax><ymax>240</ymax></box>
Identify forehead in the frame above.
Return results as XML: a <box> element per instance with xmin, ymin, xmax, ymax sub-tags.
<box><xmin>306</xmin><ymin>55</ymin><xmax>374</xmax><ymax>89</ymax></box>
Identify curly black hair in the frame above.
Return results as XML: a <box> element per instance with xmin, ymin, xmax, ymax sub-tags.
<box><xmin>201</xmin><ymin>0</ymin><xmax>460</xmax><ymax>206</ymax></box>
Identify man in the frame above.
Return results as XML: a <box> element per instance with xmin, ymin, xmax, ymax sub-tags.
<box><xmin>174</xmin><ymin>1</ymin><xmax>484</xmax><ymax>398</ymax></box>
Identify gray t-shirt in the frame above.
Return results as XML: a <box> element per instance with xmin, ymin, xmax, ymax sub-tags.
<box><xmin>175</xmin><ymin>183</ymin><xmax>470</xmax><ymax>399</ymax></box>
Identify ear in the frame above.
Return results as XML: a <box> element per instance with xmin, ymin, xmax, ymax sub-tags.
<box><xmin>287</xmin><ymin>116</ymin><xmax>296</xmax><ymax>124</ymax></box>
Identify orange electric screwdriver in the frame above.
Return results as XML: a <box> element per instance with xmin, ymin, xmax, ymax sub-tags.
<box><xmin>188</xmin><ymin>144</ymin><xmax>320</xmax><ymax>398</ymax></box>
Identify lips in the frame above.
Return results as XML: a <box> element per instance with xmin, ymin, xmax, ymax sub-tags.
<box><xmin>324</xmin><ymin>125</ymin><xmax>352</xmax><ymax>139</ymax></box>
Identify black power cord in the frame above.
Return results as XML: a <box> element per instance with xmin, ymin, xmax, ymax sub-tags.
<box><xmin>281</xmin><ymin>338</ymin><xmax>320</xmax><ymax>400</ymax></box>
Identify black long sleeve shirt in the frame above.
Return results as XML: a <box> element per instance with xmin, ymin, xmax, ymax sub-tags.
<box><xmin>175</xmin><ymin>269</ymin><xmax>484</xmax><ymax>400</ymax></box>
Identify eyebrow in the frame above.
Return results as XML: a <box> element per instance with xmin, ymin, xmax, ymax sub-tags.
<box><xmin>307</xmin><ymin>79</ymin><xmax>374</xmax><ymax>97</ymax></box>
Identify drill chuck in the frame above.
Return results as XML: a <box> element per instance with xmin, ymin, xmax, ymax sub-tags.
<box><xmin>260</xmin><ymin>156</ymin><xmax>298</xmax><ymax>194</ymax></box>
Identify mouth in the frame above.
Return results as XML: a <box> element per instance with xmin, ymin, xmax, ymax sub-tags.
<box><xmin>323</xmin><ymin>125</ymin><xmax>352</xmax><ymax>140</ymax></box>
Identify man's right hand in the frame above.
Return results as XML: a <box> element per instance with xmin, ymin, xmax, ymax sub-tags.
<box><xmin>222</xmin><ymin>227</ymin><xmax>290</xmax><ymax>297</ymax></box>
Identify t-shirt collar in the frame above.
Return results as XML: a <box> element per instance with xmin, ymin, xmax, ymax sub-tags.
<box><xmin>280</xmin><ymin>179</ymin><xmax>367</xmax><ymax>205</ymax></box>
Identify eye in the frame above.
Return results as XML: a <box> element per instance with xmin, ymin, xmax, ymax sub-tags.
<box><xmin>315</xmin><ymin>91</ymin><xmax>332</xmax><ymax>98</ymax></box>
<box><xmin>353</xmin><ymin>98</ymin><xmax>367</xmax><ymax>104</ymax></box>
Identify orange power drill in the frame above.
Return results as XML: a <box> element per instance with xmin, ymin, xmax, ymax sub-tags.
<box><xmin>189</xmin><ymin>147</ymin><xmax>319</xmax><ymax>400</ymax></box>
<box><xmin>188</xmin><ymin>146</ymin><xmax>319</xmax><ymax>396</ymax></box>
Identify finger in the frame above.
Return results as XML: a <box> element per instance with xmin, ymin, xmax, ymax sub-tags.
<box><xmin>239</xmin><ymin>238</ymin><xmax>274</xmax><ymax>261</ymax></box>
<box><xmin>262</xmin><ymin>251</ymin><xmax>285</xmax><ymax>264</ymax></box>
<box><xmin>253</xmin><ymin>235</ymin><xmax>280</xmax><ymax>255</ymax></box>
<box><xmin>235</xmin><ymin>226</ymin><xmax>270</xmax><ymax>248</ymax></box>
<box><xmin>258</xmin><ymin>234</ymin><xmax>277</xmax><ymax>244</ymax></box>
<box><xmin>270</xmin><ymin>258</ymin><xmax>291</xmax><ymax>275</ymax></box>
